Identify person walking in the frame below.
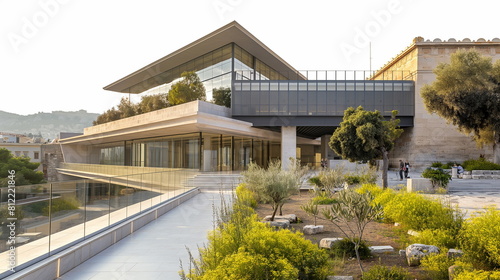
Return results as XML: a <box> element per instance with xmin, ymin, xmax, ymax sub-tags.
<box><xmin>399</xmin><ymin>160</ymin><xmax>404</xmax><ymax>180</ymax></box>
<box><xmin>404</xmin><ymin>161</ymin><xmax>410</xmax><ymax>178</ymax></box>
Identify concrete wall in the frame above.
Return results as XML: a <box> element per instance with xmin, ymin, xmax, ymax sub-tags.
<box><xmin>375</xmin><ymin>38</ymin><xmax>499</xmax><ymax>170</ymax></box>
<box><xmin>0</xmin><ymin>144</ymin><xmax>42</xmax><ymax>163</ymax></box>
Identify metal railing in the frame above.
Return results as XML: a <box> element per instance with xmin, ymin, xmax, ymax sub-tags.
<box><xmin>234</xmin><ymin>70</ymin><xmax>415</xmax><ymax>81</ymax></box>
<box><xmin>0</xmin><ymin>165</ymin><xmax>198</xmax><ymax>277</ymax></box>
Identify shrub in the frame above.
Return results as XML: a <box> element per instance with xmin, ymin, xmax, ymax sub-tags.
<box><xmin>383</xmin><ymin>191</ymin><xmax>463</xmax><ymax>232</ymax></box>
<box><xmin>422</xmin><ymin>168</ymin><xmax>452</xmax><ymax>188</ymax></box>
<box><xmin>344</xmin><ymin>175</ymin><xmax>361</xmax><ymax>185</ymax></box>
<box><xmin>330</xmin><ymin>238</ymin><xmax>371</xmax><ymax>260</ymax></box>
<box><xmin>182</xmin><ymin>193</ymin><xmax>330</xmax><ymax>280</ymax></box>
<box><xmin>459</xmin><ymin>207</ymin><xmax>500</xmax><ymax>269</ymax></box>
<box><xmin>311</xmin><ymin>193</ymin><xmax>337</xmax><ymax>205</ymax></box>
<box><xmin>308</xmin><ymin>176</ymin><xmax>323</xmax><ymax>188</ymax></box>
<box><xmin>455</xmin><ymin>270</ymin><xmax>500</xmax><ymax>280</ymax></box>
<box><xmin>361</xmin><ymin>265</ymin><xmax>411</xmax><ymax>280</ymax></box>
<box><xmin>431</xmin><ymin>162</ymin><xmax>444</xmax><ymax>168</ymax></box>
<box><xmin>235</xmin><ymin>184</ymin><xmax>257</xmax><ymax>208</ymax></box>
<box><xmin>420</xmin><ymin>252</ymin><xmax>457</xmax><ymax>280</ymax></box>
<box><xmin>411</xmin><ymin>228</ymin><xmax>458</xmax><ymax>249</ymax></box>
<box><xmin>200</xmin><ymin>251</ymin><xmax>298</xmax><ymax>280</ymax></box>
<box><xmin>462</xmin><ymin>157</ymin><xmax>500</xmax><ymax>171</ymax></box>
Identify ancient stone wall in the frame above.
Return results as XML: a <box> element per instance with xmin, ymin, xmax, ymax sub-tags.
<box><xmin>375</xmin><ymin>38</ymin><xmax>500</xmax><ymax>170</ymax></box>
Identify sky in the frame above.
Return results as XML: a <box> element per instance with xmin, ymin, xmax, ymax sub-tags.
<box><xmin>0</xmin><ymin>0</ymin><xmax>498</xmax><ymax>116</ymax></box>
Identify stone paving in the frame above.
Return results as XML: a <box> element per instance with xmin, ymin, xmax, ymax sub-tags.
<box><xmin>385</xmin><ymin>170</ymin><xmax>500</xmax><ymax>218</ymax></box>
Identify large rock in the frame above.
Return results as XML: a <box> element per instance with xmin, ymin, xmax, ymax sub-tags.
<box><xmin>303</xmin><ymin>225</ymin><xmax>324</xmax><ymax>235</ymax></box>
<box><xmin>263</xmin><ymin>219</ymin><xmax>290</xmax><ymax>229</ymax></box>
<box><xmin>319</xmin><ymin>238</ymin><xmax>343</xmax><ymax>249</ymax></box>
<box><xmin>405</xmin><ymin>244</ymin><xmax>440</xmax><ymax>266</ymax></box>
<box><xmin>263</xmin><ymin>214</ymin><xmax>297</xmax><ymax>223</ymax></box>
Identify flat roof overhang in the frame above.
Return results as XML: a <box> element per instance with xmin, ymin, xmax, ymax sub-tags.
<box><xmin>59</xmin><ymin>101</ymin><xmax>319</xmax><ymax>146</ymax></box>
<box><xmin>104</xmin><ymin>21</ymin><xmax>303</xmax><ymax>94</ymax></box>
<box><xmin>234</xmin><ymin>115</ymin><xmax>414</xmax><ymax>139</ymax></box>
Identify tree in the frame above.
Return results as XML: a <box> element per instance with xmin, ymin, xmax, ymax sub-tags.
<box><xmin>93</xmin><ymin>97</ymin><xmax>136</xmax><ymax>125</ymax></box>
<box><xmin>421</xmin><ymin>49</ymin><xmax>500</xmax><ymax>163</ymax></box>
<box><xmin>168</xmin><ymin>71</ymin><xmax>206</xmax><ymax>106</ymax></box>
<box><xmin>0</xmin><ymin>148</ymin><xmax>45</xmax><ymax>187</ymax></box>
<box><xmin>137</xmin><ymin>93</ymin><xmax>169</xmax><ymax>114</ymax></box>
<box><xmin>322</xmin><ymin>188</ymin><xmax>383</xmax><ymax>275</ymax></box>
<box><xmin>212</xmin><ymin>87</ymin><xmax>231</xmax><ymax>107</ymax></box>
<box><xmin>329</xmin><ymin>106</ymin><xmax>403</xmax><ymax>189</ymax></box>
<box><xmin>242</xmin><ymin>161</ymin><xmax>300</xmax><ymax>221</ymax></box>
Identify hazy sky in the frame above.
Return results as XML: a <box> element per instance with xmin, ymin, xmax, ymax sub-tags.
<box><xmin>1</xmin><ymin>0</ymin><xmax>498</xmax><ymax>115</ymax></box>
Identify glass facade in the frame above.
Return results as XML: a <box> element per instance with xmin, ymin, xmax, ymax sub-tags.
<box><xmin>89</xmin><ymin>132</ymin><xmax>308</xmax><ymax>171</ymax></box>
<box><xmin>138</xmin><ymin>43</ymin><xmax>286</xmax><ymax>102</ymax></box>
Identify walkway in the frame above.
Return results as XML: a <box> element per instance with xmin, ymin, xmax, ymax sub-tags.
<box><xmin>57</xmin><ymin>190</ymin><xmax>232</xmax><ymax>280</ymax></box>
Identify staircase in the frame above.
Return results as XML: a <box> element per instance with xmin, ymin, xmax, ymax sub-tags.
<box><xmin>184</xmin><ymin>172</ymin><xmax>242</xmax><ymax>189</ymax></box>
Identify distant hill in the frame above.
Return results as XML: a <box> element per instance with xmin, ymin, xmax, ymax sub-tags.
<box><xmin>0</xmin><ymin>110</ymin><xmax>99</xmax><ymax>140</ymax></box>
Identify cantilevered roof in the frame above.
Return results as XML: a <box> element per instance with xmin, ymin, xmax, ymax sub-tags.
<box><xmin>104</xmin><ymin>21</ymin><xmax>302</xmax><ymax>94</ymax></box>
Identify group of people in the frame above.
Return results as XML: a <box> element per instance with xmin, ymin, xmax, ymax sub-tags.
<box><xmin>399</xmin><ymin>159</ymin><xmax>411</xmax><ymax>180</ymax></box>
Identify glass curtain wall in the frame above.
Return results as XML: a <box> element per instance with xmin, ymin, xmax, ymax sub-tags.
<box><xmin>138</xmin><ymin>43</ymin><xmax>288</xmax><ymax>103</ymax></box>
<box><xmin>90</xmin><ymin>133</ymin><xmax>287</xmax><ymax>171</ymax></box>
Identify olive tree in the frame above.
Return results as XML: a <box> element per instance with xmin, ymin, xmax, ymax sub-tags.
<box><xmin>322</xmin><ymin>188</ymin><xmax>383</xmax><ymax>275</ymax></box>
<box><xmin>329</xmin><ymin>106</ymin><xmax>403</xmax><ymax>189</ymax></box>
<box><xmin>242</xmin><ymin>160</ymin><xmax>302</xmax><ymax>221</ymax></box>
<box><xmin>421</xmin><ymin>49</ymin><xmax>500</xmax><ymax>163</ymax></box>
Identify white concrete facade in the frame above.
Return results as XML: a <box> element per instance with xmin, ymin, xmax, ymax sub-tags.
<box><xmin>281</xmin><ymin>126</ymin><xmax>297</xmax><ymax>170</ymax></box>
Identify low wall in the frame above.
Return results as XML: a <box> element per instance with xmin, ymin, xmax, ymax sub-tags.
<box><xmin>407</xmin><ymin>178</ymin><xmax>434</xmax><ymax>193</ymax></box>
<box><xmin>5</xmin><ymin>188</ymin><xmax>200</xmax><ymax>280</ymax></box>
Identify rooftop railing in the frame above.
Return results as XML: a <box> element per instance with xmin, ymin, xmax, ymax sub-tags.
<box><xmin>234</xmin><ymin>70</ymin><xmax>415</xmax><ymax>81</ymax></box>
<box><xmin>0</xmin><ymin>166</ymin><xmax>198</xmax><ymax>278</ymax></box>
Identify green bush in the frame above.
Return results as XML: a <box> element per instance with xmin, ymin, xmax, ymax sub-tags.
<box><xmin>311</xmin><ymin>194</ymin><xmax>337</xmax><ymax>205</ymax></box>
<box><xmin>235</xmin><ymin>184</ymin><xmax>257</xmax><ymax>208</ymax></box>
<box><xmin>422</xmin><ymin>168</ymin><xmax>452</xmax><ymax>188</ymax></box>
<box><xmin>455</xmin><ymin>270</ymin><xmax>500</xmax><ymax>280</ymax></box>
<box><xmin>344</xmin><ymin>175</ymin><xmax>361</xmax><ymax>185</ymax></box>
<box><xmin>411</xmin><ymin>228</ymin><xmax>458</xmax><ymax>249</ymax></box>
<box><xmin>182</xmin><ymin>192</ymin><xmax>330</xmax><ymax>280</ymax></box>
<box><xmin>201</xmin><ymin>250</ymin><xmax>298</xmax><ymax>280</ymax></box>
<box><xmin>420</xmin><ymin>252</ymin><xmax>457</xmax><ymax>280</ymax></box>
<box><xmin>329</xmin><ymin>238</ymin><xmax>371</xmax><ymax>260</ymax></box>
<box><xmin>383</xmin><ymin>191</ymin><xmax>463</xmax><ymax>232</ymax></box>
<box><xmin>308</xmin><ymin>176</ymin><xmax>323</xmax><ymax>188</ymax></box>
<box><xmin>459</xmin><ymin>207</ymin><xmax>500</xmax><ymax>269</ymax></box>
<box><xmin>462</xmin><ymin>157</ymin><xmax>500</xmax><ymax>171</ymax></box>
<box><xmin>431</xmin><ymin>162</ymin><xmax>444</xmax><ymax>168</ymax></box>
<box><xmin>361</xmin><ymin>265</ymin><xmax>411</xmax><ymax>280</ymax></box>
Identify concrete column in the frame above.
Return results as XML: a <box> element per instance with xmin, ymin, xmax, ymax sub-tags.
<box><xmin>281</xmin><ymin>126</ymin><xmax>296</xmax><ymax>170</ymax></box>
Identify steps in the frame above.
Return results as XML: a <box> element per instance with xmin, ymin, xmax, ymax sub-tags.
<box><xmin>184</xmin><ymin>172</ymin><xmax>242</xmax><ymax>189</ymax></box>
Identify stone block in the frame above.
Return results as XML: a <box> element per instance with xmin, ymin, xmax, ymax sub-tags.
<box><xmin>319</xmin><ymin>238</ymin><xmax>343</xmax><ymax>249</ymax></box>
<box><xmin>303</xmin><ymin>225</ymin><xmax>324</xmax><ymax>235</ymax></box>
<box><xmin>407</xmin><ymin>178</ymin><xmax>434</xmax><ymax>193</ymax></box>
<box><xmin>405</xmin><ymin>244</ymin><xmax>440</xmax><ymax>266</ymax></box>
<box><xmin>407</xmin><ymin>230</ymin><xmax>420</xmax><ymax>236</ymax></box>
<box><xmin>327</xmin><ymin>276</ymin><xmax>353</xmax><ymax>280</ymax></box>
<box><xmin>263</xmin><ymin>219</ymin><xmax>290</xmax><ymax>229</ymax></box>
<box><xmin>264</xmin><ymin>214</ymin><xmax>297</xmax><ymax>223</ymax></box>
<box><xmin>369</xmin><ymin>245</ymin><xmax>394</xmax><ymax>253</ymax></box>
<box><xmin>447</xmin><ymin>248</ymin><xmax>463</xmax><ymax>258</ymax></box>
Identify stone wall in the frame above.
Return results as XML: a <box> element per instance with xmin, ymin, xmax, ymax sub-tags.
<box><xmin>375</xmin><ymin>38</ymin><xmax>499</xmax><ymax>170</ymax></box>
<box><xmin>41</xmin><ymin>144</ymin><xmax>65</xmax><ymax>182</ymax></box>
